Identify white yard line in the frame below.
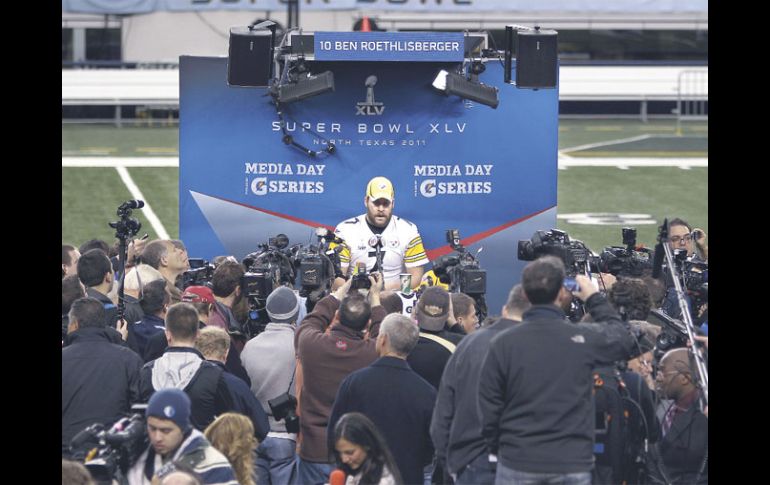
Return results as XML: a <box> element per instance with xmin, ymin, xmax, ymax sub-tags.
<box><xmin>62</xmin><ymin>157</ymin><xmax>178</xmax><ymax>167</ymax></box>
<box><xmin>560</xmin><ymin>134</ymin><xmax>653</xmax><ymax>153</ymax></box>
<box><xmin>557</xmin><ymin>157</ymin><xmax>707</xmax><ymax>168</ymax></box>
<box><xmin>114</xmin><ymin>166</ymin><xmax>170</xmax><ymax>239</ymax></box>
<box><xmin>62</xmin><ymin>157</ymin><xmax>707</xmax><ymax>169</ymax></box>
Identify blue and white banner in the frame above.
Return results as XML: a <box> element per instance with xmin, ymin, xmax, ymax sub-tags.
<box><xmin>63</xmin><ymin>0</ymin><xmax>706</xmax><ymax>14</ymax></box>
<box><xmin>315</xmin><ymin>32</ymin><xmax>463</xmax><ymax>62</ymax></box>
<box><xmin>354</xmin><ymin>0</ymin><xmax>707</xmax><ymax>12</ymax></box>
<box><xmin>179</xmin><ymin>51</ymin><xmax>558</xmax><ymax>313</ymax></box>
<box><xmin>62</xmin><ymin>0</ymin><xmax>357</xmax><ymax>14</ymax></box>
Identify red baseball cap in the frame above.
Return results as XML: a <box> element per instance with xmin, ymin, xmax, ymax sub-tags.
<box><xmin>182</xmin><ymin>286</ymin><xmax>216</xmax><ymax>305</ymax></box>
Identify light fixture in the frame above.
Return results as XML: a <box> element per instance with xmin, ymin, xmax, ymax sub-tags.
<box><xmin>274</xmin><ymin>58</ymin><xmax>334</xmax><ymax>104</ymax></box>
<box><xmin>433</xmin><ymin>61</ymin><xmax>499</xmax><ymax>109</ymax></box>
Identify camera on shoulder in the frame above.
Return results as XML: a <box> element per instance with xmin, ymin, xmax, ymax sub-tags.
<box><xmin>268</xmin><ymin>393</ymin><xmax>300</xmax><ymax>434</ymax></box>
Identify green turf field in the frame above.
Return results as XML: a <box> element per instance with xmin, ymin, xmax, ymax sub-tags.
<box><xmin>62</xmin><ymin>119</ymin><xmax>708</xmax><ymax>254</ymax></box>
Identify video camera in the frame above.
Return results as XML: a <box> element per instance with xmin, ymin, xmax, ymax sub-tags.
<box><xmin>518</xmin><ymin>228</ymin><xmax>599</xmax><ymax>276</ymax></box>
<box><xmin>647</xmin><ymin>308</ymin><xmax>704</xmax><ymax>363</ymax></box>
<box><xmin>432</xmin><ymin>229</ymin><xmax>488</xmax><ymax>318</ymax></box>
<box><xmin>180</xmin><ymin>258</ymin><xmax>216</xmax><ymax>289</ymax></box>
<box><xmin>241</xmin><ymin>234</ymin><xmax>301</xmax><ymax>337</ymax></box>
<box><xmin>69</xmin><ymin>404</ymin><xmax>148</xmax><ymax>483</ymax></box>
<box><xmin>268</xmin><ymin>393</ymin><xmax>300</xmax><ymax>434</ymax></box>
<box><xmin>296</xmin><ymin>227</ymin><xmax>345</xmax><ymax>310</ymax></box>
<box><xmin>350</xmin><ymin>262</ymin><xmax>372</xmax><ymax>291</ymax></box>
<box><xmin>672</xmin><ymin>249</ymin><xmax>708</xmax><ymax>307</ymax></box>
<box><xmin>598</xmin><ymin>228</ymin><xmax>654</xmax><ymax>277</ymax></box>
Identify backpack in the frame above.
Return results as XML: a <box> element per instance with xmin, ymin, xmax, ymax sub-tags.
<box><xmin>593</xmin><ymin>369</ymin><xmax>647</xmax><ymax>485</ymax></box>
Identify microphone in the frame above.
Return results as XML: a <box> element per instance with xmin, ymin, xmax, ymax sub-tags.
<box><xmin>329</xmin><ymin>469</ymin><xmax>346</xmax><ymax>485</ymax></box>
<box><xmin>120</xmin><ymin>200</ymin><xmax>145</xmax><ymax>209</ymax></box>
<box><xmin>651</xmin><ymin>244</ymin><xmax>664</xmax><ymax>279</ymax></box>
<box><xmin>368</xmin><ymin>234</ymin><xmax>383</xmax><ymax>249</ymax></box>
<box><xmin>70</xmin><ymin>423</ymin><xmax>104</xmax><ymax>450</ymax></box>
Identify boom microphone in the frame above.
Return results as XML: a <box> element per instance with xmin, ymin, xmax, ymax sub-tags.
<box><xmin>329</xmin><ymin>469</ymin><xmax>346</xmax><ymax>485</ymax></box>
<box><xmin>651</xmin><ymin>218</ymin><xmax>668</xmax><ymax>279</ymax></box>
<box><xmin>651</xmin><ymin>244</ymin><xmax>664</xmax><ymax>279</ymax></box>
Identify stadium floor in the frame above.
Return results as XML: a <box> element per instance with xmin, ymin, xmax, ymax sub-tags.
<box><xmin>62</xmin><ymin>119</ymin><xmax>707</xmax><ymax>253</ymax></box>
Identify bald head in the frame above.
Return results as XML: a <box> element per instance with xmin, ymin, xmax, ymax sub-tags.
<box><xmin>660</xmin><ymin>348</ymin><xmax>693</xmax><ymax>374</ymax></box>
<box><xmin>656</xmin><ymin>348</ymin><xmax>695</xmax><ymax>400</ymax></box>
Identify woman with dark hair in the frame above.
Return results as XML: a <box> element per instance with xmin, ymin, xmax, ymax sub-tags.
<box><xmin>332</xmin><ymin>412</ymin><xmax>402</xmax><ymax>485</ymax></box>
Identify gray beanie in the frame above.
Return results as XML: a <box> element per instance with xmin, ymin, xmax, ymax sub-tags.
<box><xmin>266</xmin><ymin>286</ymin><xmax>300</xmax><ymax>324</ymax></box>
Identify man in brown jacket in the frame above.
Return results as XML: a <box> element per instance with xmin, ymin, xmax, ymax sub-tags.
<box><xmin>294</xmin><ymin>274</ymin><xmax>385</xmax><ymax>485</ymax></box>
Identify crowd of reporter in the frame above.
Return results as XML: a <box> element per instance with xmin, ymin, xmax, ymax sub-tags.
<box><xmin>61</xmin><ymin>217</ymin><xmax>707</xmax><ymax>485</ymax></box>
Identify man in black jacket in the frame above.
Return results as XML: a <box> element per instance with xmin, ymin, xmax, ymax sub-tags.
<box><xmin>478</xmin><ymin>256</ymin><xmax>636</xmax><ymax>485</ymax></box>
<box><xmin>407</xmin><ymin>286</ymin><xmax>463</xmax><ymax>390</ymax></box>
<box><xmin>62</xmin><ymin>297</ymin><xmax>143</xmax><ymax>455</ymax></box>
<box><xmin>652</xmin><ymin>348</ymin><xmax>707</xmax><ymax>484</ymax></box>
<box><xmin>139</xmin><ymin>302</ymin><xmax>234</xmax><ymax>431</ymax></box>
<box><xmin>431</xmin><ymin>284</ymin><xmax>530</xmax><ymax>485</ymax></box>
<box><xmin>195</xmin><ymin>326</ymin><xmax>270</xmax><ymax>442</ymax></box>
<box><xmin>328</xmin><ymin>313</ymin><xmax>436</xmax><ymax>485</ymax></box>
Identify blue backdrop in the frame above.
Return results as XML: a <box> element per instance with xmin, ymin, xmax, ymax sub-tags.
<box><xmin>179</xmin><ymin>54</ymin><xmax>558</xmax><ymax>313</ymax></box>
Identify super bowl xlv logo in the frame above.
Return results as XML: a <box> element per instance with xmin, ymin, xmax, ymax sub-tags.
<box><xmin>356</xmin><ymin>75</ymin><xmax>385</xmax><ymax>115</ymax></box>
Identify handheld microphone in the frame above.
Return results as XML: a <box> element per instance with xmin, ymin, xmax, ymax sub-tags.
<box><xmin>119</xmin><ymin>200</ymin><xmax>145</xmax><ymax>209</ymax></box>
<box><xmin>329</xmin><ymin>469</ymin><xmax>346</xmax><ymax>485</ymax></box>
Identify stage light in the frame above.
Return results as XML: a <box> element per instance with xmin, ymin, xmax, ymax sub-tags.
<box><xmin>274</xmin><ymin>58</ymin><xmax>334</xmax><ymax>104</ymax></box>
<box><xmin>433</xmin><ymin>61</ymin><xmax>499</xmax><ymax>109</ymax></box>
<box><xmin>278</xmin><ymin>71</ymin><xmax>335</xmax><ymax>104</ymax></box>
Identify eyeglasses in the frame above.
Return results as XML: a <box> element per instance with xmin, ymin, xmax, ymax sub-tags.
<box><xmin>670</xmin><ymin>235</ymin><xmax>692</xmax><ymax>244</ymax></box>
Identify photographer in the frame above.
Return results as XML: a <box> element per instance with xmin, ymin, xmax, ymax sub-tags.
<box><xmin>127</xmin><ymin>389</ymin><xmax>236</xmax><ymax>485</ymax></box>
<box><xmin>668</xmin><ymin>218</ymin><xmax>707</xmax><ymax>262</ymax></box>
<box><xmin>240</xmin><ymin>286</ymin><xmax>302</xmax><ymax>485</ymax></box>
<box><xmin>294</xmin><ymin>274</ymin><xmax>386</xmax><ymax>485</ymax></box>
<box><xmin>478</xmin><ymin>257</ymin><xmax>637</xmax><ymax>485</ymax></box>
<box><xmin>658</xmin><ymin>218</ymin><xmax>708</xmax><ymax>327</ymax></box>
<box><xmin>63</xmin><ymin>297</ymin><xmax>143</xmax><ymax>457</ymax></box>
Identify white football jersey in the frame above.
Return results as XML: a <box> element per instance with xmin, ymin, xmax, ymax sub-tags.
<box><xmin>333</xmin><ymin>214</ymin><xmax>429</xmax><ymax>283</ymax></box>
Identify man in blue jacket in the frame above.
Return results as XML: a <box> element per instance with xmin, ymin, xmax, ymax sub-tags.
<box><xmin>478</xmin><ymin>256</ymin><xmax>636</xmax><ymax>485</ymax></box>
